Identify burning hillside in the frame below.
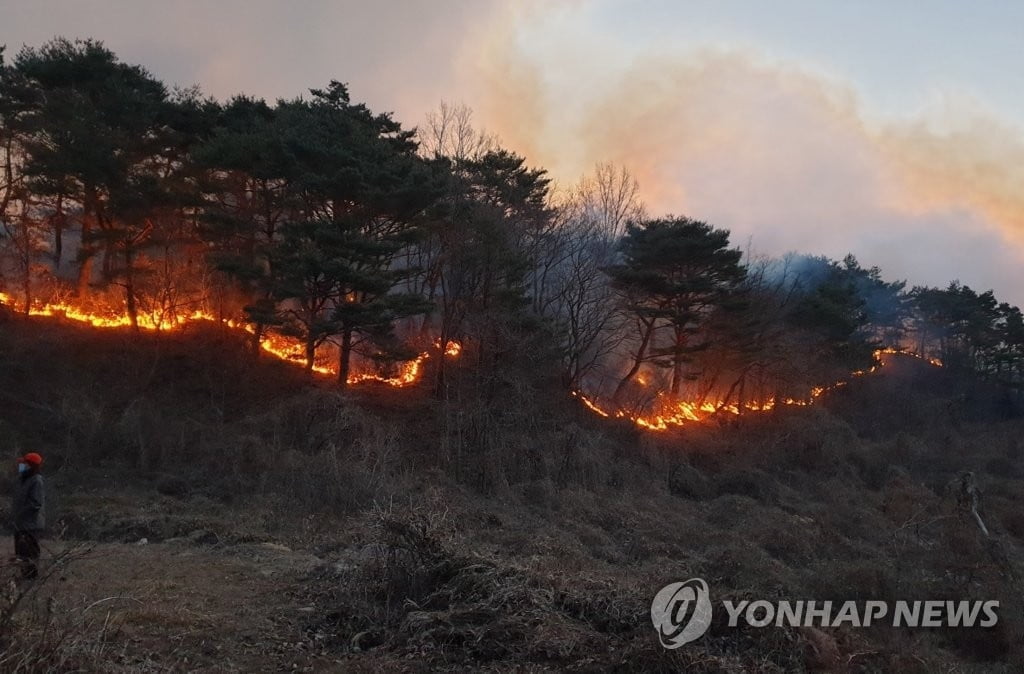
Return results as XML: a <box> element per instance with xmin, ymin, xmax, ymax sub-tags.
<box><xmin>574</xmin><ymin>348</ymin><xmax>943</xmax><ymax>431</ymax></box>
<box><xmin>0</xmin><ymin>291</ymin><xmax>458</xmax><ymax>388</ymax></box>
<box><xmin>0</xmin><ymin>291</ymin><xmax>944</xmax><ymax>432</ymax></box>
<box><xmin>0</xmin><ymin>38</ymin><xmax>1018</xmax><ymax>443</ymax></box>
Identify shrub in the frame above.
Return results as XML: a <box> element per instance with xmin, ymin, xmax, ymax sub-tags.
<box><xmin>666</xmin><ymin>462</ymin><xmax>713</xmax><ymax>500</ymax></box>
<box><xmin>0</xmin><ymin>544</ymin><xmax>107</xmax><ymax>671</ymax></box>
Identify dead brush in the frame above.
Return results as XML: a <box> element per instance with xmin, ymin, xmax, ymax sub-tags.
<box><xmin>0</xmin><ymin>543</ymin><xmax>119</xmax><ymax>672</ymax></box>
<box><xmin>193</xmin><ymin>389</ymin><xmax>403</xmax><ymax>512</ymax></box>
<box><xmin>323</xmin><ymin>501</ymin><xmax>670</xmax><ymax>667</ymax></box>
<box><xmin>360</xmin><ymin>499</ymin><xmax>457</xmax><ymax>617</ymax></box>
<box><xmin>264</xmin><ymin>390</ymin><xmax>367</xmax><ymax>456</ymax></box>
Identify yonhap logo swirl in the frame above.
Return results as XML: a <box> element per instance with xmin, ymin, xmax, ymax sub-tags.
<box><xmin>650</xmin><ymin>578</ymin><xmax>713</xmax><ymax>648</ymax></box>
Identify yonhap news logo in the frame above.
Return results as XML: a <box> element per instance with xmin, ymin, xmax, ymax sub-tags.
<box><xmin>650</xmin><ymin>578</ymin><xmax>714</xmax><ymax>648</ymax></box>
<box><xmin>651</xmin><ymin>579</ymin><xmax>999</xmax><ymax>648</ymax></box>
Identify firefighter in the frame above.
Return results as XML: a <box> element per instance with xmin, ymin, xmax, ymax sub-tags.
<box><xmin>12</xmin><ymin>452</ymin><xmax>45</xmax><ymax>579</ymax></box>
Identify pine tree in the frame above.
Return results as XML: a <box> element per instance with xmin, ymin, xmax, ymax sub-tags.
<box><xmin>10</xmin><ymin>39</ymin><xmax>173</xmax><ymax>299</ymax></box>
<box><xmin>607</xmin><ymin>217</ymin><xmax>746</xmax><ymax>400</ymax></box>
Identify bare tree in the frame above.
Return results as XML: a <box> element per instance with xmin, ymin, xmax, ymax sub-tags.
<box><xmin>571</xmin><ymin>162</ymin><xmax>643</xmax><ymax>240</ymax></box>
<box><xmin>551</xmin><ymin>214</ymin><xmax>624</xmax><ymax>389</ymax></box>
<box><xmin>419</xmin><ymin>101</ymin><xmax>498</xmax><ymax>162</ymax></box>
<box><xmin>543</xmin><ymin>164</ymin><xmax>645</xmax><ymax>390</ymax></box>
<box><xmin>405</xmin><ymin>103</ymin><xmax>500</xmax><ymax>344</ymax></box>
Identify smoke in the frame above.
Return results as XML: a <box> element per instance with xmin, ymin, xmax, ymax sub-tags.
<box><xmin>461</xmin><ymin>12</ymin><xmax>1024</xmax><ymax>304</ymax></box>
<box><xmin>0</xmin><ymin>0</ymin><xmax>504</xmax><ymax>123</ymax></box>
<box><xmin>878</xmin><ymin>112</ymin><xmax>1024</xmax><ymax>244</ymax></box>
<box><xmin>6</xmin><ymin>1</ymin><xmax>1024</xmax><ymax>303</ymax></box>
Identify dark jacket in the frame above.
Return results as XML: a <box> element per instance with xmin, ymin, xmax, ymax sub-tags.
<box><xmin>13</xmin><ymin>472</ymin><xmax>44</xmax><ymax>532</ymax></box>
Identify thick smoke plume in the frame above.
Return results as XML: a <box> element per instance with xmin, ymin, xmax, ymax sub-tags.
<box><xmin>463</xmin><ymin>8</ymin><xmax>1024</xmax><ymax>303</ymax></box>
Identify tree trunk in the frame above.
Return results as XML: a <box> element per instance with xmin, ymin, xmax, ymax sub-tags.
<box><xmin>53</xmin><ymin>194</ymin><xmax>64</xmax><ymax>270</ymax></box>
<box><xmin>670</xmin><ymin>326</ymin><xmax>685</xmax><ymax>398</ymax></box>
<box><xmin>124</xmin><ymin>246</ymin><xmax>139</xmax><ymax>332</ymax></box>
<box><xmin>304</xmin><ymin>333</ymin><xmax>316</xmax><ymax>372</ymax></box>
<box><xmin>77</xmin><ymin>189</ymin><xmax>100</xmax><ymax>297</ymax></box>
<box><xmin>563</xmin><ymin>357</ymin><xmax>579</xmax><ymax>391</ymax></box>
<box><xmin>338</xmin><ymin>327</ymin><xmax>353</xmax><ymax>385</ymax></box>
<box><xmin>720</xmin><ymin>373</ymin><xmax>745</xmax><ymax>414</ymax></box>
<box><xmin>251</xmin><ymin>323</ymin><xmax>263</xmax><ymax>358</ymax></box>
<box><xmin>613</xmin><ymin>318</ymin><xmax>655</xmax><ymax>402</ymax></box>
<box><xmin>102</xmin><ymin>242</ymin><xmax>114</xmax><ymax>282</ymax></box>
<box><xmin>419</xmin><ymin>276</ymin><xmax>438</xmax><ymax>340</ymax></box>
<box><xmin>0</xmin><ymin>138</ymin><xmax>14</xmax><ymax>219</ymax></box>
<box><xmin>433</xmin><ymin>326</ymin><xmax>455</xmax><ymax>397</ymax></box>
<box><xmin>76</xmin><ymin>213</ymin><xmax>94</xmax><ymax>297</ymax></box>
<box><xmin>14</xmin><ymin>204</ymin><xmax>31</xmax><ymax>315</ymax></box>
<box><xmin>21</xmin><ymin>248</ymin><xmax>31</xmax><ymax>316</ymax></box>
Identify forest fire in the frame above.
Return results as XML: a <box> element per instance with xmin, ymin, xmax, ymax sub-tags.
<box><xmin>877</xmin><ymin>346</ymin><xmax>944</xmax><ymax>367</ymax></box>
<box><xmin>573</xmin><ymin>347</ymin><xmax>942</xmax><ymax>431</ymax></box>
<box><xmin>0</xmin><ymin>292</ymin><xmax>458</xmax><ymax>387</ymax></box>
<box><xmin>0</xmin><ymin>288</ymin><xmax>948</xmax><ymax>427</ymax></box>
<box><xmin>2</xmin><ymin>294</ymin><xmax>214</xmax><ymax>330</ymax></box>
<box><xmin>0</xmin><ymin>291</ymin><xmax>945</xmax><ymax>428</ymax></box>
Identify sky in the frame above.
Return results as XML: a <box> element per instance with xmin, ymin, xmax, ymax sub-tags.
<box><xmin>3</xmin><ymin>0</ymin><xmax>1024</xmax><ymax>304</ymax></box>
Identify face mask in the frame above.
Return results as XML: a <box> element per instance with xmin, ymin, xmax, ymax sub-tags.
<box><xmin>17</xmin><ymin>463</ymin><xmax>27</xmax><ymax>475</ymax></box>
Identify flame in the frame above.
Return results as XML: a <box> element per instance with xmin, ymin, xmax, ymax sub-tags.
<box><xmin>876</xmin><ymin>346</ymin><xmax>943</xmax><ymax>367</ymax></box>
<box><xmin>0</xmin><ymin>292</ymin><xmax>459</xmax><ymax>386</ymax></box>
<box><xmin>574</xmin><ymin>348</ymin><xmax>942</xmax><ymax>431</ymax></box>
<box><xmin>0</xmin><ymin>290</ymin><xmax>942</xmax><ymax>427</ymax></box>
<box><xmin>440</xmin><ymin>339</ymin><xmax>462</xmax><ymax>357</ymax></box>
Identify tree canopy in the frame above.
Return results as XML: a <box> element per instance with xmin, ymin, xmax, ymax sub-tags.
<box><xmin>1</xmin><ymin>38</ymin><xmax>1023</xmax><ymax>406</ymax></box>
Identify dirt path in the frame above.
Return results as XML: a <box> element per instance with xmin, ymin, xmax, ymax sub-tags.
<box><xmin>16</xmin><ymin>539</ymin><xmax>339</xmax><ymax>672</ymax></box>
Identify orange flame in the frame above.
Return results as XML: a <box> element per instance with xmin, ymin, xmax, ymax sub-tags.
<box><xmin>573</xmin><ymin>348</ymin><xmax>941</xmax><ymax>431</ymax></box>
<box><xmin>0</xmin><ymin>292</ymin><xmax>459</xmax><ymax>386</ymax></box>
<box><xmin>441</xmin><ymin>340</ymin><xmax>463</xmax><ymax>357</ymax></box>
<box><xmin>0</xmin><ymin>291</ymin><xmax>942</xmax><ymax>426</ymax></box>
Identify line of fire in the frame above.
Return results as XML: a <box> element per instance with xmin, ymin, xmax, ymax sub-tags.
<box><xmin>0</xmin><ymin>289</ymin><xmax>945</xmax><ymax>431</ymax></box>
<box><xmin>2</xmin><ymin>40</ymin><xmax>1021</xmax><ymax>437</ymax></box>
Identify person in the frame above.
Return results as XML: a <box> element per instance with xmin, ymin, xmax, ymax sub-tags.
<box><xmin>12</xmin><ymin>452</ymin><xmax>45</xmax><ymax>579</ymax></box>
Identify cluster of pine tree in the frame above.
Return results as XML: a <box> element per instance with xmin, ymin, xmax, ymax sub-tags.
<box><xmin>1</xmin><ymin>39</ymin><xmax>1022</xmax><ymax>406</ymax></box>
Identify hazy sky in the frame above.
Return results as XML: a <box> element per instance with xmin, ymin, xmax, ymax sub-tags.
<box><xmin>3</xmin><ymin>1</ymin><xmax>1024</xmax><ymax>303</ymax></box>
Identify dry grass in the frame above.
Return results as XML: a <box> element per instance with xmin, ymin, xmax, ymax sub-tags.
<box><xmin>1</xmin><ymin>317</ymin><xmax>1023</xmax><ymax>669</ymax></box>
<box><xmin>0</xmin><ymin>544</ymin><xmax>116</xmax><ymax>672</ymax></box>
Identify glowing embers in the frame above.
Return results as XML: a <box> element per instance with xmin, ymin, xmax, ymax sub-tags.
<box><xmin>573</xmin><ymin>392</ymin><xmax>798</xmax><ymax>431</ymax></box>
<box><xmin>440</xmin><ymin>340</ymin><xmax>462</xmax><ymax>357</ymax></box>
<box><xmin>0</xmin><ymin>292</ymin><xmax>218</xmax><ymax>330</ymax></box>
<box><xmin>0</xmin><ymin>292</ymin><xmax>460</xmax><ymax>386</ymax></box>
<box><xmin>0</xmin><ymin>289</ymin><xmax>941</xmax><ymax>423</ymax></box>
<box><xmin>574</xmin><ymin>348</ymin><xmax>942</xmax><ymax>431</ymax></box>
<box><xmin>877</xmin><ymin>346</ymin><xmax>943</xmax><ymax>367</ymax></box>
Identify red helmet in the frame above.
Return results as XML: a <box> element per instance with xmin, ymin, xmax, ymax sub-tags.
<box><xmin>21</xmin><ymin>452</ymin><xmax>43</xmax><ymax>468</ymax></box>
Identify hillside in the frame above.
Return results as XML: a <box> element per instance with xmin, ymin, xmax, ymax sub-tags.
<box><xmin>1</xmin><ymin>314</ymin><xmax>1023</xmax><ymax>672</ymax></box>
